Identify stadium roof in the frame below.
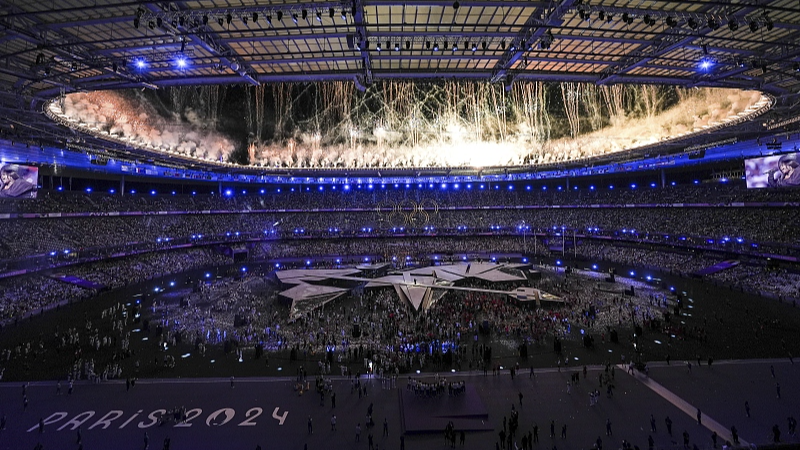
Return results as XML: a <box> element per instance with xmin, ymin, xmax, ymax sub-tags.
<box><xmin>2</xmin><ymin>0</ymin><xmax>799</xmax><ymax>100</ymax></box>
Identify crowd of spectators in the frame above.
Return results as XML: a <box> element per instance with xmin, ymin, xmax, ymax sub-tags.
<box><xmin>2</xmin><ymin>180</ymin><xmax>800</xmax><ymax>215</ymax></box>
<box><xmin>0</xmin><ymin>204</ymin><xmax>796</xmax><ymax>261</ymax></box>
<box><xmin>0</xmin><ymin>248</ymin><xmax>228</xmax><ymax>325</ymax></box>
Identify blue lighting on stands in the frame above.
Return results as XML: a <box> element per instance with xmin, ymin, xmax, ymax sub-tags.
<box><xmin>151</xmin><ymin>190</ymin><xmax>157</xmax><ymax>195</ymax></box>
<box><xmin>592</xmin><ymin>264</ymin><xmax>598</xmax><ymax>270</ymax></box>
<box><xmin>260</xmin><ymin>189</ymin><xmax>265</xmax><ymax>194</ymax></box>
<box><xmin>85</xmin><ymin>187</ymin><xmax>92</xmax><ymax>193</ymax></box>
<box><xmin>629</xmin><ymin>271</ymin><xmax>635</xmax><ymax>276</ymax></box>
<box><xmin>590</xmin><ymin>185</ymin><xmax>595</xmax><ymax>190</ymax></box>
<box><xmin>175</xmin><ymin>57</ymin><xmax>187</xmax><ymax>68</ymax></box>
<box><xmin>109</xmin><ymin>189</ymin><xmax>115</xmax><ymax>194</ymax></box>
<box><xmin>441</xmin><ymin>183</ymin><xmax>447</xmax><ymax>189</ymax></box>
<box><xmin>508</xmin><ymin>185</ymin><xmax>513</xmax><ymax>190</ymax></box>
<box><xmin>630</xmin><ymin>183</ymin><xmax>637</xmax><ymax>189</ymax></box>
<box><xmin>480</xmin><ymin>184</ymin><xmax>485</xmax><ymax>189</ymax></box>
<box><xmin>526</xmin><ymin>186</ymin><xmax>531</xmax><ymax>190</ymax></box>
<box><xmin>57</xmin><ymin>186</ymin><xmax>63</xmax><ymax>191</ymax></box>
<box><xmin>650</xmin><ymin>182</ymin><xmax>657</xmax><ymax>188</ymax></box>
<box><xmin>224</xmin><ymin>189</ymin><xmax>233</xmax><ymax>196</ymax></box>
<box><xmin>344</xmin><ymin>185</ymin><xmax>350</xmax><ymax>190</ymax></box>
<box><xmin>694</xmin><ymin>180</ymin><xmax>700</xmax><ymax>184</ymax></box>
<box><xmin>608</xmin><ymin>185</ymin><xmax>614</xmax><ymax>190</ymax></box>
<box><xmin>205</xmin><ymin>273</ymin><xmax>211</xmax><ymax>278</ymax></box>
<box><xmin>556</xmin><ymin>260</ymin><xmax>562</xmax><ymax>265</ymax></box>
<box><xmin>135</xmin><ymin>59</ymin><xmax>147</xmax><ymax>69</ymax></box>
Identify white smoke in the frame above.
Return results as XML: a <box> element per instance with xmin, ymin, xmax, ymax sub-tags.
<box><xmin>61</xmin><ymin>91</ymin><xmax>236</xmax><ymax>162</ymax></box>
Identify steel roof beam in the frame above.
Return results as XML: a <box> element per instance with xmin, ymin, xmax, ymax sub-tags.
<box><xmin>598</xmin><ymin>5</ymin><xmax>757</xmax><ymax>85</ymax></box>
<box><xmin>490</xmin><ymin>0</ymin><xmax>577</xmax><ymax>86</ymax></box>
<box><xmin>352</xmin><ymin>0</ymin><xmax>373</xmax><ymax>88</ymax></box>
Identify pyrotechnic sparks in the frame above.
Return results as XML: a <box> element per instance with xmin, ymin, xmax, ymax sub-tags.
<box><xmin>52</xmin><ymin>83</ymin><xmax>766</xmax><ymax>168</ymax></box>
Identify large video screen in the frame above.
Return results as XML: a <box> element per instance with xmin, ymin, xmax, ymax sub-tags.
<box><xmin>0</xmin><ymin>164</ymin><xmax>38</xmax><ymax>199</ymax></box>
<box><xmin>745</xmin><ymin>152</ymin><xmax>800</xmax><ymax>189</ymax></box>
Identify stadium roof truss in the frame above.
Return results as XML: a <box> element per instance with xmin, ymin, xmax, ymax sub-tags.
<box><xmin>1</xmin><ymin>0</ymin><xmax>799</xmax><ymax>102</ymax></box>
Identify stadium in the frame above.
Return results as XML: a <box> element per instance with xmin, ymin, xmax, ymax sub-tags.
<box><xmin>0</xmin><ymin>1</ymin><xmax>798</xmax><ymax>449</ymax></box>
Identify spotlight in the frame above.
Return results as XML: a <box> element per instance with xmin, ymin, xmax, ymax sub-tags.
<box><xmin>302</xmin><ymin>9</ymin><xmax>307</xmax><ymax>20</ymax></box>
<box><xmin>452</xmin><ymin>42</ymin><xmax>458</xmax><ymax>52</ymax></box>
<box><xmin>764</xmin><ymin>16</ymin><xmax>773</xmax><ymax>31</ymax></box>
<box><xmin>277</xmin><ymin>11</ymin><xmax>283</xmax><ymax>21</ymax></box>
<box><xmin>292</xmin><ymin>13</ymin><xmax>298</xmax><ymax>24</ymax></box>
<box><xmin>749</xmin><ymin>20</ymin><xmax>759</xmax><ymax>32</ymax></box>
<box><xmin>376</xmin><ymin>42</ymin><xmax>381</xmax><ymax>51</ymax></box>
<box><xmin>394</xmin><ymin>42</ymin><xmax>400</xmax><ymax>52</ymax></box>
<box><xmin>598</xmin><ymin>11</ymin><xmax>605</xmax><ymax>21</ymax></box>
<box><xmin>794</xmin><ymin>62</ymin><xmax>800</xmax><ymax>72</ymax></box>
<box><xmin>329</xmin><ymin>8</ymin><xmax>335</xmax><ymax>19</ymax></box>
<box><xmin>433</xmin><ymin>42</ymin><xmax>439</xmax><ymax>51</ymax></box>
<box><xmin>453</xmin><ymin>1</ymin><xmax>459</xmax><ymax>9</ymax></box>
<box><xmin>316</xmin><ymin>11</ymin><xmax>322</xmax><ymax>22</ymax></box>
<box><xmin>156</xmin><ymin>17</ymin><xmax>162</xmax><ymax>28</ymax></box>
<box><xmin>136</xmin><ymin>59</ymin><xmax>147</xmax><ymax>69</ymax></box>
<box><xmin>133</xmin><ymin>17</ymin><xmax>140</xmax><ymax>28</ymax></box>
<box><xmin>701</xmin><ymin>43</ymin><xmax>709</xmax><ymax>55</ymax></box>
<box><xmin>687</xmin><ymin>18</ymin><xmax>698</xmax><ymax>29</ymax></box>
<box><xmin>471</xmin><ymin>42</ymin><xmax>477</xmax><ymax>52</ymax></box>
<box><xmin>665</xmin><ymin>16</ymin><xmax>677</xmax><ymax>28</ymax></box>
<box><xmin>176</xmin><ymin>57</ymin><xmax>187</xmax><ymax>68</ymax></box>
<box><xmin>707</xmin><ymin>17</ymin><xmax>719</xmax><ymax>30</ymax></box>
<box><xmin>699</xmin><ymin>58</ymin><xmax>713</xmax><ymax>70</ymax></box>
<box><xmin>481</xmin><ymin>41</ymin><xmax>487</xmax><ymax>50</ymax></box>
<box><xmin>728</xmin><ymin>20</ymin><xmax>738</xmax><ymax>31</ymax></box>
<box><xmin>253</xmin><ymin>12</ymin><xmax>258</xmax><ymax>22</ymax></box>
<box><xmin>405</xmin><ymin>40</ymin><xmax>411</xmax><ymax>50</ymax></box>
<box><xmin>202</xmin><ymin>15</ymin><xmax>208</xmax><ymax>25</ymax></box>
<box><xmin>226</xmin><ymin>13</ymin><xmax>232</xmax><ymax>25</ymax></box>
